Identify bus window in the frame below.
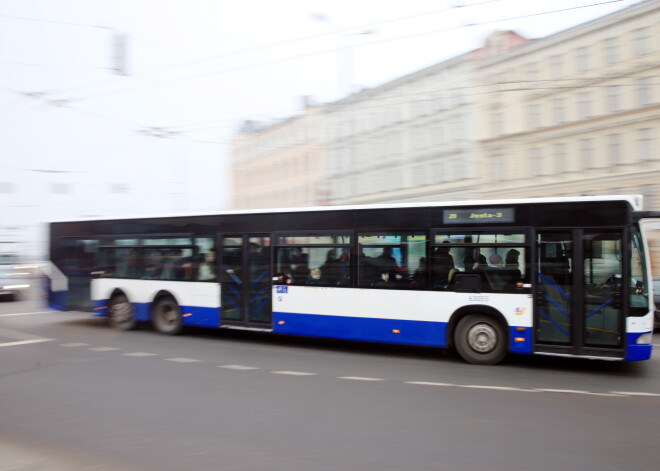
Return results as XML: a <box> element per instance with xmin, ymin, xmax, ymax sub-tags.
<box><xmin>275</xmin><ymin>233</ymin><xmax>351</xmax><ymax>287</ymax></box>
<box><xmin>432</xmin><ymin>232</ymin><xmax>528</xmax><ymax>292</ymax></box>
<box><xmin>195</xmin><ymin>237</ymin><xmax>216</xmax><ymax>281</ymax></box>
<box><xmin>358</xmin><ymin>233</ymin><xmax>427</xmax><ymax>289</ymax></box>
<box><xmin>115</xmin><ymin>248</ymin><xmax>144</xmax><ymax>278</ymax></box>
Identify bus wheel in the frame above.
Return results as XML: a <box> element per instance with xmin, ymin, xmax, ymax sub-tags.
<box><xmin>108</xmin><ymin>294</ymin><xmax>136</xmax><ymax>331</ymax></box>
<box><xmin>152</xmin><ymin>297</ymin><xmax>183</xmax><ymax>335</ymax></box>
<box><xmin>454</xmin><ymin>314</ymin><xmax>506</xmax><ymax>365</ymax></box>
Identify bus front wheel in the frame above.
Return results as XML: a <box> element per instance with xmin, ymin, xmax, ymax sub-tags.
<box><xmin>454</xmin><ymin>314</ymin><xmax>506</xmax><ymax>365</ymax></box>
<box><xmin>152</xmin><ymin>297</ymin><xmax>183</xmax><ymax>335</ymax></box>
<box><xmin>108</xmin><ymin>294</ymin><xmax>136</xmax><ymax>331</ymax></box>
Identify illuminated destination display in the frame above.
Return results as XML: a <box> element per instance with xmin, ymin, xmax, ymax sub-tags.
<box><xmin>443</xmin><ymin>208</ymin><xmax>515</xmax><ymax>224</ymax></box>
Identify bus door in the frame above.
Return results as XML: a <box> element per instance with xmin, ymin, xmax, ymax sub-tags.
<box><xmin>535</xmin><ymin>230</ymin><xmax>624</xmax><ymax>357</ymax></box>
<box><xmin>220</xmin><ymin>235</ymin><xmax>272</xmax><ymax>328</ymax></box>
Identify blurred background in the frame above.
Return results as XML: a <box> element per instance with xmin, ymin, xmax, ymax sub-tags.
<box><xmin>1</xmin><ymin>0</ymin><xmax>657</xmax><ymax>261</ymax></box>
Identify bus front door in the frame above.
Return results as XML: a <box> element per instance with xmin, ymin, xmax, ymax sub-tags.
<box><xmin>535</xmin><ymin>230</ymin><xmax>624</xmax><ymax>358</ymax></box>
<box><xmin>220</xmin><ymin>235</ymin><xmax>272</xmax><ymax>328</ymax></box>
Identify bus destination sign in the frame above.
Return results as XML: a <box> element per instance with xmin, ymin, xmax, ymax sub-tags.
<box><xmin>443</xmin><ymin>207</ymin><xmax>515</xmax><ymax>224</ymax></box>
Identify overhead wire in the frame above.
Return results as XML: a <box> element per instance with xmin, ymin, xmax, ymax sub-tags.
<box><xmin>41</xmin><ymin>0</ymin><xmax>627</xmax><ymax>103</ymax></box>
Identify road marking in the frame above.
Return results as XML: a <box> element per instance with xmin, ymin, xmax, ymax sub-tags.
<box><xmin>406</xmin><ymin>381</ymin><xmax>456</xmax><ymax>387</ymax></box>
<box><xmin>271</xmin><ymin>370</ymin><xmax>317</xmax><ymax>376</ymax></box>
<box><xmin>166</xmin><ymin>358</ymin><xmax>201</xmax><ymax>363</ymax></box>
<box><xmin>0</xmin><ymin>311</ymin><xmax>53</xmax><ymax>317</ymax></box>
<box><xmin>535</xmin><ymin>388</ymin><xmax>623</xmax><ymax>397</ymax></box>
<box><xmin>610</xmin><ymin>391</ymin><xmax>660</xmax><ymax>397</ymax></box>
<box><xmin>406</xmin><ymin>382</ymin><xmax>638</xmax><ymax>397</ymax></box>
<box><xmin>123</xmin><ymin>352</ymin><xmax>158</xmax><ymax>357</ymax></box>
<box><xmin>60</xmin><ymin>343</ymin><xmax>91</xmax><ymax>347</ymax></box>
<box><xmin>0</xmin><ymin>338</ymin><xmax>54</xmax><ymax>347</ymax></box>
<box><xmin>458</xmin><ymin>384</ymin><xmax>538</xmax><ymax>392</ymax></box>
<box><xmin>89</xmin><ymin>347</ymin><xmax>120</xmax><ymax>352</ymax></box>
<box><xmin>338</xmin><ymin>376</ymin><xmax>384</xmax><ymax>381</ymax></box>
<box><xmin>218</xmin><ymin>365</ymin><xmax>260</xmax><ymax>370</ymax></box>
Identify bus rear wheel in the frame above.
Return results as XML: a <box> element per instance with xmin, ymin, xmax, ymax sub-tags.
<box><xmin>152</xmin><ymin>297</ymin><xmax>183</xmax><ymax>335</ymax></box>
<box><xmin>108</xmin><ymin>294</ymin><xmax>136</xmax><ymax>331</ymax></box>
<box><xmin>454</xmin><ymin>314</ymin><xmax>506</xmax><ymax>365</ymax></box>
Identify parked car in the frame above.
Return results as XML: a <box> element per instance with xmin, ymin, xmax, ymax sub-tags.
<box><xmin>0</xmin><ymin>254</ymin><xmax>31</xmax><ymax>301</ymax></box>
<box><xmin>654</xmin><ymin>278</ymin><xmax>660</xmax><ymax>330</ymax></box>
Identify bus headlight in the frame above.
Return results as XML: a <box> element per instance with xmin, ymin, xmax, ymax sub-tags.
<box><xmin>636</xmin><ymin>333</ymin><xmax>652</xmax><ymax>345</ymax></box>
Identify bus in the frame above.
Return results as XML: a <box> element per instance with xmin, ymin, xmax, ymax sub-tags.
<box><xmin>47</xmin><ymin>195</ymin><xmax>657</xmax><ymax>365</ymax></box>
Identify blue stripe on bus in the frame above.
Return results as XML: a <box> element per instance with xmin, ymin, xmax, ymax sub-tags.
<box><xmin>625</xmin><ymin>332</ymin><xmax>652</xmax><ymax>361</ymax></box>
<box><xmin>509</xmin><ymin>326</ymin><xmax>533</xmax><ymax>354</ymax></box>
<box><xmin>273</xmin><ymin>311</ymin><xmax>447</xmax><ymax>347</ymax></box>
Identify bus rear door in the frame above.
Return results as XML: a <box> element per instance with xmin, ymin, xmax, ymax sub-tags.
<box><xmin>220</xmin><ymin>235</ymin><xmax>272</xmax><ymax>328</ymax></box>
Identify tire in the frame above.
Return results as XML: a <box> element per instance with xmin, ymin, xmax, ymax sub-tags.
<box><xmin>152</xmin><ymin>297</ymin><xmax>183</xmax><ymax>335</ymax></box>
<box><xmin>108</xmin><ymin>294</ymin><xmax>136</xmax><ymax>331</ymax></box>
<box><xmin>454</xmin><ymin>314</ymin><xmax>507</xmax><ymax>365</ymax></box>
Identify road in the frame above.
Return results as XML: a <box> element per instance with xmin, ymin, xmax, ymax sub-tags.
<box><xmin>1</xmin><ymin>288</ymin><xmax>660</xmax><ymax>470</ymax></box>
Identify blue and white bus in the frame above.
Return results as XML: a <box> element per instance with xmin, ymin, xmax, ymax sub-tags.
<box><xmin>47</xmin><ymin>196</ymin><xmax>657</xmax><ymax>364</ymax></box>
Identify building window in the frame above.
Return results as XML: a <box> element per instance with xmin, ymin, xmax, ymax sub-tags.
<box><xmin>637</xmin><ymin>77</ymin><xmax>653</xmax><ymax>106</ymax></box>
<box><xmin>529</xmin><ymin>148</ymin><xmax>542</xmax><ymax>176</ymax></box>
<box><xmin>607</xmin><ymin>134</ymin><xmax>621</xmax><ymax>166</ymax></box>
<box><xmin>490</xmin><ymin>112</ymin><xmax>504</xmax><ymax>137</ymax></box>
<box><xmin>579</xmin><ymin>138</ymin><xmax>594</xmax><ymax>169</ymax></box>
<box><xmin>632</xmin><ymin>28</ymin><xmax>650</xmax><ymax>57</ymax></box>
<box><xmin>527</xmin><ymin>104</ymin><xmax>541</xmax><ymax>129</ymax></box>
<box><xmin>412</xmin><ymin>129</ymin><xmax>427</xmax><ymax>151</ymax></box>
<box><xmin>490</xmin><ymin>154</ymin><xmax>505</xmax><ymax>182</ymax></box>
<box><xmin>552</xmin><ymin>98</ymin><xmax>566</xmax><ymax>124</ymax></box>
<box><xmin>575</xmin><ymin>46</ymin><xmax>589</xmax><ymax>72</ymax></box>
<box><xmin>577</xmin><ymin>92</ymin><xmax>592</xmax><ymax>119</ymax></box>
<box><xmin>603</xmin><ymin>37</ymin><xmax>618</xmax><ymax>65</ymax></box>
<box><xmin>550</xmin><ymin>55</ymin><xmax>563</xmax><ymax>80</ymax></box>
<box><xmin>525</xmin><ymin>62</ymin><xmax>539</xmax><ymax>83</ymax></box>
<box><xmin>554</xmin><ymin>143</ymin><xmax>567</xmax><ymax>173</ymax></box>
<box><xmin>606</xmin><ymin>86</ymin><xmax>620</xmax><ymax>113</ymax></box>
<box><xmin>637</xmin><ymin>128</ymin><xmax>653</xmax><ymax>161</ymax></box>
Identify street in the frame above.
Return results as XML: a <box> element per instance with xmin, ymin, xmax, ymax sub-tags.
<box><xmin>1</xmin><ymin>288</ymin><xmax>660</xmax><ymax>471</ymax></box>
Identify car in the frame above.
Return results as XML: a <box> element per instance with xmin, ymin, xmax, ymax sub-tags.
<box><xmin>654</xmin><ymin>277</ymin><xmax>660</xmax><ymax>330</ymax></box>
<box><xmin>0</xmin><ymin>254</ymin><xmax>32</xmax><ymax>301</ymax></box>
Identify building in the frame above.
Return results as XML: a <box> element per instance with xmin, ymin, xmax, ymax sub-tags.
<box><xmin>477</xmin><ymin>0</ymin><xmax>659</xmax><ymax>205</ymax></box>
<box><xmin>231</xmin><ymin>101</ymin><xmax>324</xmax><ymax>209</ymax></box>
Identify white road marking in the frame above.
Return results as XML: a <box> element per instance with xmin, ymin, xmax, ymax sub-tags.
<box><xmin>610</xmin><ymin>391</ymin><xmax>660</xmax><ymax>397</ymax></box>
<box><xmin>338</xmin><ymin>376</ymin><xmax>384</xmax><ymax>381</ymax></box>
<box><xmin>123</xmin><ymin>352</ymin><xmax>158</xmax><ymax>357</ymax></box>
<box><xmin>405</xmin><ymin>381</ymin><xmax>456</xmax><ymax>387</ymax></box>
<box><xmin>218</xmin><ymin>365</ymin><xmax>260</xmax><ymax>370</ymax></box>
<box><xmin>89</xmin><ymin>347</ymin><xmax>120</xmax><ymax>352</ymax></box>
<box><xmin>271</xmin><ymin>370</ymin><xmax>317</xmax><ymax>376</ymax></box>
<box><xmin>534</xmin><ymin>388</ymin><xmax>619</xmax><ymax>396</ymax></box>
<box><xmin>166</xmin><ymin>358</ymin><xmax>201</xmax><ymax>363</ymax></box>
<box><xmin>0</xmin><ymin>338</ymin><xmax>54</xmax><ymax>347</ymax></box>
<box><xmin>0</xmin><ymin>311</ymin><xmax>53</xmax><ymax>317</ymax></box>
<box><xmin>59</xmin><ymin>343</ymin><xmax>91</xmax><ymax>347</ymax></box>
<box><xmin>406</xmin><ymin>382</ymin><xmax>638</xmax><ymax>397</ymax></box>
<box><xmin>458</xmin><ymin>384</ymin><xmax>538</xmax><ymax>392</ymax></box>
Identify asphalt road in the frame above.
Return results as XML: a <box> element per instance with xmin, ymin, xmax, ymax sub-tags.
<box><xmin>1</xmin><ymin>288</ymin><xmax>660</xmax><ymax>471</ymax></box>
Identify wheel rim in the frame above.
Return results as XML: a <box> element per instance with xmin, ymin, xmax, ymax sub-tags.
<box><xmin>466</xmin><ymin>322</ymin><xmax>498</xmax><ymax>354</ymax></box>
<box><xmin>161</xmin><ymin>304</ymin><xmax>177</xmax><ymax>326</ymax></box>
<box><xmin>156</xmin><ymin>301</ymin><xmax>179</xmax><ymax>331</ymax></box>
<box><xmin>110</xmin><ymin>300</ymin><xmax>132</xmax><ymax>326</ymax></box>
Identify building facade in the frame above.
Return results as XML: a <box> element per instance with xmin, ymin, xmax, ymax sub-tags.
<box><xmin>478</xmin><ymin>0</ymin><xmax>659</xmax><ymax>205</ymax></box>
<box><xmin>231</xmin><ymin>103</ymin><xmax>325</xmax><ymax>209</ymax></box>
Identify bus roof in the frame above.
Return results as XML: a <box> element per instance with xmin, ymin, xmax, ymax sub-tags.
<box><xmin>50</xmin><ymin>194</ymin><xmax>644</xmax><ymax>224</ymax></box>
